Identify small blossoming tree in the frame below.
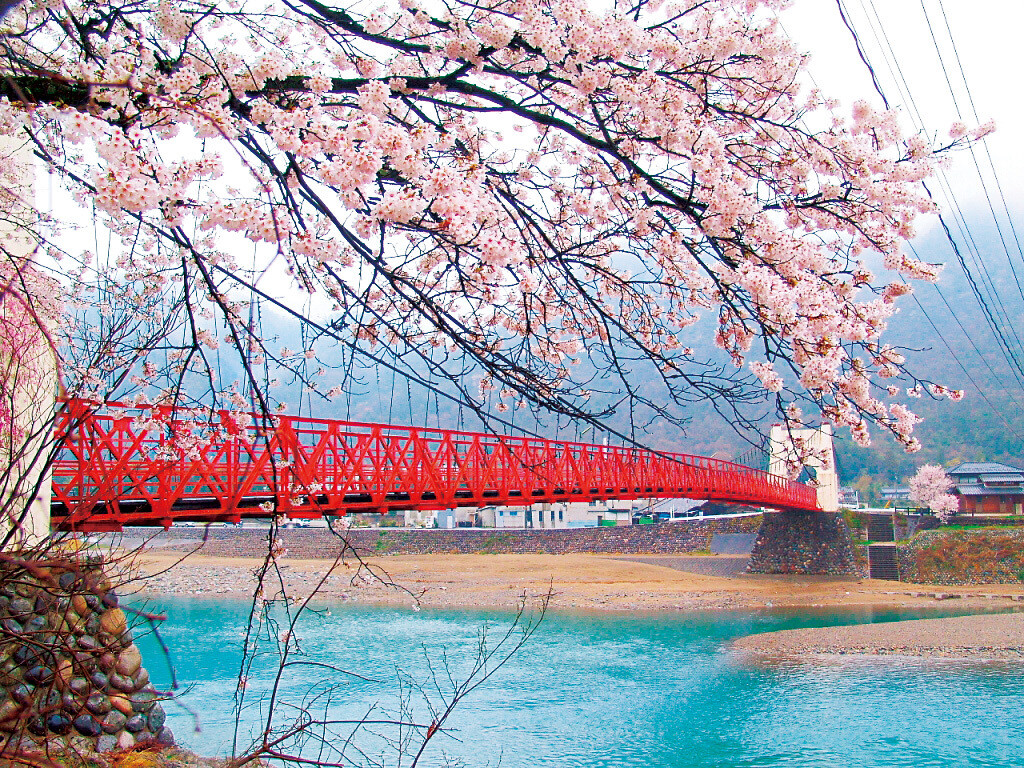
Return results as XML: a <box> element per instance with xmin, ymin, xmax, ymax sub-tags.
<box><xmin>908</xmin><ymin>464</ymin><xmax>958</xmax><ymax>523</ymax></box>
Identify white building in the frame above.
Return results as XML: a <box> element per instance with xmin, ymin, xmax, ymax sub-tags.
<box><xmin>481</xmin><ymin>498</ymin><xmax>647</xmax><ymax>528</ymax></box>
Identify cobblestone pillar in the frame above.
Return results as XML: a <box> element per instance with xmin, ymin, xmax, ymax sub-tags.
<box><xmin>747</xmin><ymin>510</ymin><xmax>860</xmax><ymax>575</ymax></box>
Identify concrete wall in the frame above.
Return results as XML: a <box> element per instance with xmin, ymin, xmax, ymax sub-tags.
<box><xmin>144</xmin><ymin>517</ymin><xmax>765</xmax><ymax>558</ymax></box>
<box><xmin>0</xmin><ymin>135</ymin><xmax>56</xmax><ymax>546</ymax></box>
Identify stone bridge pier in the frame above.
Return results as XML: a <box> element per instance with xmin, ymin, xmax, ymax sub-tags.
<box><xmin>747</xmin><ymin>509</ymin><xmax>860</xmax><ymax>575</ymax></box>
<box><xmin>746</xmin><ymin>425</ymin><xmax>860</xmax><ymax>576</ymax></box>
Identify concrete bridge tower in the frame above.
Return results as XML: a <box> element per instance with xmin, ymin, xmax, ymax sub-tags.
<box><xmin>748</xmin><ymin>424</ymin><xmax>857</xmax><ymax>575</ymax></box>
<box><xmin>768</xmin><ymin>424</ymin><xmax>839</xmax><ymax>513</ymax></box>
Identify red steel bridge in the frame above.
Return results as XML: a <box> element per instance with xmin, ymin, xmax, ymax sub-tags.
<box><xmin>50</xmin><ymin>398</ymin><xmax>820</xmax><ymax>532</ymax></box>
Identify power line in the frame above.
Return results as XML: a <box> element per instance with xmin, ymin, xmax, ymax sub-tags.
<box><xmin>917</xmin><ymin>0</ymin><xmax>1024</xmax><ymax>312</ymax></box>
<box><xmin>907</xmin><ymin>287</ymin><xmax>1024</xmax><ymax>442</ymax></box>
<box><xmin>856</xmin><ymin>0</ymin><xmax>1024</xmax><ymax>377</ymax></box>
<box><xmin>836</xmin><ymin>0</ymin><xmax>1024</xmax><ymax>392</ymax></box>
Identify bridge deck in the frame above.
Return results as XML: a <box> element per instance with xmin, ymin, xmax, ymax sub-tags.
<box><xmin>50</xmin><ymin>399</ymin><xmax>820</xmax><ymax>531</ymax></box>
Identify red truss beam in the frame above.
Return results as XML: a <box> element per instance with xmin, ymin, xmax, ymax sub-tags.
<box><xmin>50</xmin><ymin>398</ymin><xmax>821</xmax><ymax>531</ymax></box>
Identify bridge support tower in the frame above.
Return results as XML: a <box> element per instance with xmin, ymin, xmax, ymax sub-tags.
<box><xmin>767</xmin><ymin>424</ymin><xmax>839</xmax><ymax>513</ymax></box>
<box><xmin>748</xmin><ymin>425</ymin><xmax>858</xmax><ymax>575</ymax></box>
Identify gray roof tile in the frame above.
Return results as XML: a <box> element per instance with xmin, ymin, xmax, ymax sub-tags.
<box><xmin>949</xmin><ymin>461</ymin><xmax>1024</xmax><ymax>475</ymax></box>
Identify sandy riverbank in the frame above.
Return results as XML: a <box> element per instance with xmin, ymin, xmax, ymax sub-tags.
<box><xmin>125</xmin><ymin>550</ymin><xmax>1024</xmax><ymax>614</ymax></box>
<box><xmin>734</xmin><ymin>612</ymin><xmax>1024</xmax><ymax>660</ymax></box>
<box><xmin>116</xmin><ymin>550</ymin><xmax>1024</xmax><ymax>659</ymax></box>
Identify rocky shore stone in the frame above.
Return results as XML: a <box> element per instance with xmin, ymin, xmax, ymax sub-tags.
<box><xmin>0</xmin><ymin>561</ymin><xmax>173</xmax><ymax>752</ymax></box>
<box><xmin>99</xmin><ymin>608</ymin><xmax>127</xmax><ymax>636</ymax></box>
<box><xmin>131</xmin><ymin>690</ymin><xmax>158</xmax><ymax>712</ymax></box>
<box><xmin>69</xmin><ymin>676</ymin><xmax>89</xmax><ymax>694</ymax></box>
<box><xmin>46</xmin><ymin>713</ymin><xmax>72</xmax><ymax>734</ymax></box>
<box><xmin>24</xmin><ymin>666</ymin><xmax>54</xmax><ymax>685</ymax></box>
<box><xmin>73</xmin><ymin>714</ymin><xmax>102</xmax><ymax>737</ymax></box>
<box><xmin>0</xmin><ymin>699</ymin><xmax>20</xmax><ymax>722</ymax></box>
<box><xmin>117</xmin><ymin>646</ymin><xmax>142</xmax><ymax>676</ymax></box>
<box><xmin>108</xmin><ymin>672</ymin><xmax>135</xmax><ymax>693</ymax></box>
<box><xmin>9</xmin><ymin>599</ymin><xmax>33</xmax><ymax>618</ymax></box>
<box><xmin>86</xmin><ymin>693</ymin><xmax>111</xmax><ymax>715</ymax></box>
<box><xmin>110</xmin><ymin>694</ymin><xmax>133</xmax><ymax>716</ymax></box>
<box><xmin>11</xmin><ymin>684</ymin><xmax>32</xmax><ymax>705</ymax></box>
<box><xmin>61</xmin><ymin>691</ymin><xmax>80</xmax><ymax>713</ymax></box>
<box><xmin>26</xmin><ymin>716</ymin><xmax>46</xmax><ymax>736</ymax></box>
<box><xmin>96</xmin><ymin>732</ymin><xmax>117</xmax><ymax>751</ymax></box>
<box><xmin>2</xmin><ymin>618</ymin><xmax>22</xmax><ymax>635</ymax></box>
<box><xmin>102</xmin><ymin>709</ymin><xmax>127</xmax><ymax>733</ymax></box>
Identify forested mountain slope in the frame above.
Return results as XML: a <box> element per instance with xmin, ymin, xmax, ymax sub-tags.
<box><xmin>247</xmin><ymin>212</ymin><xmax>1024</xmax><ymax>488</ymax></box>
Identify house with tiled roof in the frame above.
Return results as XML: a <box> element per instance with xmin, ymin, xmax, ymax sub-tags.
<box><xmin>947</xmin><ymin>461</ymin><xmax>1024</xmax><ymax>516</ymax></box>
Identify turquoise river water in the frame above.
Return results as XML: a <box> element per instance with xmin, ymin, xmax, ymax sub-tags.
<box><xmin>132</xmin><ymin>599</ymin><xmax>1024</xmax><ymax>767</ymax></box>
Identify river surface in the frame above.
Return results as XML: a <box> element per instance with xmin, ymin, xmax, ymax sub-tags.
<box><xmin>132</xmin><ymin>599</ymin><xmax>1024</xmax><ymax>767</ymax></box>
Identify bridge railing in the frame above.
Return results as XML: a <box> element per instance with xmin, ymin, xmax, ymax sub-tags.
<box><xmin>50</xmin><ymin>398</ymin><xmax>820</xmax><ymax>529</ymax></box>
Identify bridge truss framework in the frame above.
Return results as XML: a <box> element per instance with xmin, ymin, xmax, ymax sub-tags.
<box><xmin>50</xmin><ymin>399</ymin><xmax>820</xmax><ymax>532</ymax></box>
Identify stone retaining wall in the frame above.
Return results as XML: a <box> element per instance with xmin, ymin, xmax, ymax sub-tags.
<box><xmin>897</xmin><ymin>528</ymin><xmax>1024</xmax><ymax>585</ymax></box>
<box><xmin>141</xmin><ymin>517</ymin><xmax>763</xmax><ymax>558</ymax></box>
<box><xmin>0</xmin><ymin>558</ymin><xmax>171</xmax><ymax>753</ymax></box>
<box><xmin>747</xmin><ymin>511</ymin><xmax>861</xmax><ymax>576</ymax></box>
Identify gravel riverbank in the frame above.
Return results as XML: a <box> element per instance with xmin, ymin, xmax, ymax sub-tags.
<box><xmin>733</xmin><ymin>611</ymin><xmax>1024</xmax><ymax>659</ymax></box>
<box><xmin>121</xmin><ymin>546</ymin><xmax>1024</xmax><ymax>616</ymax></box>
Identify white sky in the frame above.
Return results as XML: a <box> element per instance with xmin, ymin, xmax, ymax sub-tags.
<box><xmin>780</xmin><ymin>0</ymin><xmax>1024</xmax><ymax>236</ymax></box>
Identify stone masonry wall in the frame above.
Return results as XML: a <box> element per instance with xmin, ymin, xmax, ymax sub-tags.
<box><xmin>141</xmin><ymin>517</ymin><xmax>764</xmax><ymax>558</ymax></box>
<box><xmin>897</xmin><ymin>528</ymin><xmax>1024</xmax><ymax>585</ymax></box>
<box><xmin>0</xmin><ymin>558</ymin><xmax>172</xmax><ymax>754</ymax></box>
<box><xmin>747</xmin><ymin>510</ymin><xmax>861</xmax><ymax>576</ymax></box>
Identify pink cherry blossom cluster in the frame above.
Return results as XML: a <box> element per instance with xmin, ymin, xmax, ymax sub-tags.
<box><xmin>0</xmin><ymin>0</ymin><xmax>982</xmax><ymax>454</ymax></box>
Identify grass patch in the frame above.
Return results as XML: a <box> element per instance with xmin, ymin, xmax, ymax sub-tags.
<box><xmin>479</xmin><ymin>533</ymin><xmax>514</xmax><ymax>554</ymax></box>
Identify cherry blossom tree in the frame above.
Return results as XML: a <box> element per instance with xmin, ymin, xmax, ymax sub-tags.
<box><xmin>0</xmin><ymin>0</ymin><xmax>982</xmax><ymax>458</ymax></box>
<box><xmin>908</xmin><ymin>463</ymin><xmax>958</xmax><ymax>523</ymax></box>
<box><xmin>0</xmin><ymin>1</ymin><xmax>988</xmax><ymax>758</ymax></box>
